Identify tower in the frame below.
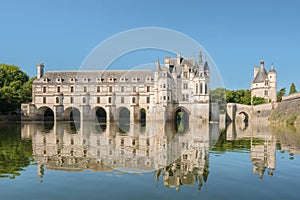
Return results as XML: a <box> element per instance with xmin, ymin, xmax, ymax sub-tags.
<box><xmin>268</xmin><ymin>64</ymin><xmax>277</xmax><ymax>102</ymax></box>
<box><xmin>37</xmin><ymin>62</ymin><xmax>44</xmax><ymax>79</ymax></box>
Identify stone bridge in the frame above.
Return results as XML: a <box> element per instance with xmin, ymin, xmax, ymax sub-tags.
<box><xmin>226</xmin><ymin>103</ymin><xmax>276</xmax><ymax>123</ymax></box>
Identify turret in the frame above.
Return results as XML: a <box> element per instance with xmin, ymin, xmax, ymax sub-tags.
<box><xmin>37</xmin><ymin>62</ymin><xmax>44</xmax><ymax>79</ymax></box>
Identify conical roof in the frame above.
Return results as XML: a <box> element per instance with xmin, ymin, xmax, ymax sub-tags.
<box><xmin>253</xmin><ymin>66</ymin><xmax>268</xmax><ymax>83</ymax></box>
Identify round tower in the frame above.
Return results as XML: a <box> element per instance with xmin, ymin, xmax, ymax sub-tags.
<box><xmin>268</xmin><ymin>64</ymin><xmax>277</xmax><ymax>102</ymax></box>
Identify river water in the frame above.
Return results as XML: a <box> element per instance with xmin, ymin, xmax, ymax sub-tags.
<box><xmin>0</xmin><ymin>121</ymin><xmax>299</xmax><ymax>200</ymax></box>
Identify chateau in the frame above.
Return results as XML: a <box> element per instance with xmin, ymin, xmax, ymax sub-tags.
<box><xmin>22</xmin><ymin>52</ymin><xmax>214</xmax><ymax>123</ymax></box>
<box><xmin>251</xmin><ymin>60</ymin><xmax>277</xmax><ymax>103</ymax></box>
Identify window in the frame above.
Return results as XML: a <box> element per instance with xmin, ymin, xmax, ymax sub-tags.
<box><xmin>146</xmin><ymin>86</ymin><xmax>150</xmax><ymax>92</ymax></box>
<box><xmin>70</xmin><ymin>97</ymin><xmax>73</xmax><ymax>104</ymax></box>
<box><xmin>196</xmin><ymin>83</ymin><xmax>198</xmax><ymax>94</ymax></box>
<box><xmin>56</xmin><ymin>97</ymin><xmax>59</xmax><ymax>104</ymax></box>
<box><xmin>97</xmin><ymin>97</ymin><xmax>100</xmax><ymax>104</ymax></box>
<box><xmin>200</xmin><ymin>83</ymin><xmax>203</xmax><ymax>94</ymax></box>
<box><xmin>121</xmin><ymin>138</ymin><xmax>124</xmax><ymax>146</ymax></box>
<box><xmin>265</xmin><ymin>80</ymin><xmax>269</xmax><ymax>86</ymax></box>
<box><xmin>182</xmin><ymin>94</ymin><xmax>189</xmax><ymax>101</ymax></box>
<box><xmin>108</xmin><ymin>97</ymin><xmax>112</xmax><ymax>104</ymax></box>
<box><xmin>83</xmin><ymin>86</ymin><xmax>87</xmax><ymax>93</ymax></box>
<box><xmin>57</xmin><ymin>86</ymin><xmax>61</xmax><ymax>93</ymax></box>
<box><xmin>121</xmin><ymin>86</ymin><xmax>124</xmax><ymax>92</ymax></box>
<box><xmin>183</xmin><ymin>83</ymin><xmax>188</xmax><ymax>90</ymax></box>
<box><xmin>183</xmin><ymin>72</ymin><xmax>188</xmax><ymax>78</ymax></box>
<box><xmin>70</xmin><ymin>86</ymin><xmax>74</xmax><ymax>93</ymax></box>
<box><xmin>146</xmin><ymin>96</ymin><xmax>150</xmax><ymax>104</ymax></box>
<box><xmin>132</xmin><ymin>139</ymin><xmax>136</xmax><ymax>146</ymax></box>
<box><xmin>163</xmin><ymin>96</ymin><xmax>166</xmax><ymax>100</ymax></box>
<box><xmin>121</xmin><ymin>97</ymin><xmax>124</xmax><ymax>103</ymax></box>
<box><xmin>43</xmin><ymin>87</ymin><xmax>46</xmax><ymax>93</ymax></box>
<box><xmin>163</xmin><ymin>84</ymin><xmax>166</xmax><ymax>89</ymax></box>
<box><xmin>82</xmin><ymin>97</ymin><xmax>86</xmax><ymax>104</ymax></box>
<box><xmin>132</xmin><ymin>97</ymin><xmax>136</xmax><ymax>104</ymax></box>
<box><xmin>133</xmin><ymin>86</ymin><xmax>136</xmax><ymax>92</ymax></box>
<box><xmin>97</xmin><ymin>86</ymin><xmax>100</xmax><ymax>93</ymax></box>
<box><xmin>109</xmin><ymin>86</ymin><xmax>112</xmax><ymax>92</ymax></box>
<box><xmin>264</xmin><ymin>90</ymin><xmax>268</xmax><ymax>96</ymax></box>
<box><xmin>205</xmin><ymin>83</ymin><xmax>208</xmax><ymax>94</ymax></box>
<box><xmin>43</xmin><ymin>97</ymin><xmax>46</xmax><ymax>104</ymax></box>
<box><xmin>146</xmin><ymin>138</ymin><xmax>150</xmax><ymax>146</ymax></box>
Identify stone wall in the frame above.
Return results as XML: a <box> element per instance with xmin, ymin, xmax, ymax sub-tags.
<box><xmin>270</xmin><ymin>98</ymin><xmax>300</xmax><ymax>126</ymax></box>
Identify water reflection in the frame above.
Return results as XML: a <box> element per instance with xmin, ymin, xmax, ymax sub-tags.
<box><xmin>1</xmin><ymin>121</ymin><xmax>300</xmax><ymax>192</ymax></box>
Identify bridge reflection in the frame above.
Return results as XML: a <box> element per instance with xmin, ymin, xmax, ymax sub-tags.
<box><xmin>17</xmin><ymin>120</ymin><xmax>300</xmax><ymax>189</ymax></box>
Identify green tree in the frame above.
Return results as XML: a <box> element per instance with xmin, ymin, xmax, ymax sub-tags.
<box><xmin>252</xmin><ymin>96</ymin><xmax>266</xmax><ymax>105</ymax></box>
<box><xmin>0</xmin><ymin>64</ymin><xmax>34</xmax><ymax>114</ymax></box>
<box><xmin>277</xmin><ymin>88</ymin><xmax>286</xmax><ymax>102</ymax></box>
<box><xmin>289</xmin><ymin>83</ymin><xmax>297</xmax><ymax>94</ymax></box>
<box><xmin>210</xmin><ymin>88</ymin><xmax>226</xmax><ymax>113</ymax></box>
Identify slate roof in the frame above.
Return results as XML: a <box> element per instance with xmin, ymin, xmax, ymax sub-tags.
<box><xmin>253</xmin><ymin>66</ymin><xmax>268</xmax><ymax>83</ymax></box>
<box><xmin>34</xmin><ymin>70</ymin><xmax>153</xmax><ymax>85</ymax></box>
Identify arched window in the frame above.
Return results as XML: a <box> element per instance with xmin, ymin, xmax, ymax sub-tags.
<box><xmin>132</xmin><ymin>97</ymin><xmax>136</xmax><ymax>104</ymax></box>
<box><xmin>205</xmin><ymin>83</ymin><xmax>208</xmax><ymax>94</ymax></box>
<box><xmin>56</xmin><ymin>97</ymin><xmax>59</xmax><ymax>104</ymax></box>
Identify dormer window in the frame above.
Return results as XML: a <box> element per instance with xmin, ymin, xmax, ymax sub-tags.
<box><xmin>120</xmin><ymin>77</ymin><xmax>126</xmax><ymax>82</ymax></box>
<box><xmin>56</xmin><ymin>78</ymin><xmax>62</xmax><ymax>83</ymax></box>
<box><xmin>83</xmin><ymin>78</ymin><xmax>88</xmax><ymax>83</ymax></box>
<box><xmin>43</xmin><ymin>78</ymin><xmax>48</xmax><ymax>83</ymax></box>
<box><xmin>96</xmin><ymin>78</ymin><xmax>101</xmax><ymax>82</ymax></box>
<box><xmin>108</xmin><ymin>77</ymin><xmax>115</xmax><ymax>82</ymax></box>
<box><xmin>70</xmin><ymin>77</ymin><xmax>75</xmax><ymax>83</ymax></box>
<box><xmin>132</xmin><ymin>77</ymin><xmax>138</xmax><ymax>82</ymax></box>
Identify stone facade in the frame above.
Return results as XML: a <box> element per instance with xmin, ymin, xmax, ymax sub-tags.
<box><xmin>22</xmin><ymin>52</ymin><xmax>212</xmax><ymax>123</ymax></box>
<box><xmin>251</xmin><ymin>60</ymin><xmax>277</xmax><ymax>103</ymax></box>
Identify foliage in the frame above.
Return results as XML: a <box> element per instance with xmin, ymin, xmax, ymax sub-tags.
<box><xmin>210</xmin><ymin>88</ymin><xmax>251</xmax><ymax>106</ymax></box>
<box><xmin>289</xmin><ymin>82</ymin><xmax>297</xmax><ymax>95</ymax></box>
<box><xmin>277</xmin><ymin>88</ymin><xmax>286</xmax><ymax>102</ymax></box>
<box><xmin>0</xmin><ymin>123</ymin><xmax>32</xmax><ymax>179</ymax></box>
<box><xmin>252</xmin><ymin>96</ymin><xmax>266</xmax><ymax>106</ymax></box>
<box><xmin>0</xmin><ymin>64</ymin><xmax>35</xmax><ymax>114</ymax></box>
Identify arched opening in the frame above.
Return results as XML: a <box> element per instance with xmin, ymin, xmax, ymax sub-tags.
<box><xmin>174</xmin><ymin>107</ymin><xmax>189</xmax><ymax>133</ymax></box>
<box><xmin>140</xmin><ymin>108</ymin><xmax>146</xmax><ymax>122</ymax></box>
<box><xmin>238</xmin><ymin>111</ymin><xmax>249</xmax><ymax>125</ymax></box>
<box><xmin>118</xmin><ymin>107</ymin><xmax>130</xmax><ymax>133</ymax></box>
<box><xmin>37</xmin><ymin>106</ymin><xmax>54</xmax><ymax>121</ymax></box>
<box><xmin>70</xmin><ymin>108</ymin><xmax>80</xmax><ymax>122</ymax></box>
<box><xmin>140</xmin><ymin>108</ymin><xmax>146</xmax><ymax>131</ymax></box>
<box><xmin>95</xmin><ymin>107</ymin><xmax>107</xmax><ymax>124</ymax></box>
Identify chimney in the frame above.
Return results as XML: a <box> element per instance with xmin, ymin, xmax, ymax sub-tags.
<box><xmin>37</xmin><ymin>62</ymin><xmax>44</xmax><ymax>79</ymax></box>
<box><xmin>260</xmin><ymin>60</ymin><xmax>264</xmax><ymax>68</ymax></box>
<box><xmin>177</xmin><ymin>52</ymin><xmax>181</xmax><ymax>65</ymax></box>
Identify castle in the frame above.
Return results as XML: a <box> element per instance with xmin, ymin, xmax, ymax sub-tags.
<box><xmin>22</xmin><ymin>52</ymin><xmax>215</xmax><ymax>123</ymax></box>
<box><xmin>251</xmin><ymin>60</ymin><xmax>277</xmax><ymax>103</ymax></box>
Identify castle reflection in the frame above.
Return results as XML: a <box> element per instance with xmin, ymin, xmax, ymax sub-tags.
<box><xmin>17</xmin><ymin>120</ymin><xmax>300</xmax><ymax>189</ymax></box>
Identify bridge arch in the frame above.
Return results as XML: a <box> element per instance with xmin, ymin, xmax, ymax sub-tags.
<box><xmin>37</xmin><ymin>106</ymin><xmax>54</xmax><ymax>121</ymax></box>
<box><xmin>63</xmin><ymin>107</ymin><xmax>81</xmax><ymax>121</ymax></box>
<box><xmin>95</xmin><ymin>106</ymin><xmax>107</xmax><ymax>124</ymax></box>
<box><xmin>238</xmin><ymin>110</ymin><xmax>249</xmax><ymax>124</ymax></box>
<box><xmin>116</xmin><ymin>107</ymin><xmax>130</xmax><ymax>133</ymax></box>
<box><xmin>173</xmin><ymin>106</ymin><xmax>190</xmax><ymax>133</ymax></box>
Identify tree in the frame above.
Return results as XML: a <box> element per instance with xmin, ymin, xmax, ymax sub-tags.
<box><xmin>289</xmin><ymin>83</ymin><xmax>297</xmax><ymax>95</ymax></box>
<box><xmin>252</xmin><ymin>96</ymin><xmax>266</xmax><ymax>105</ymax></box>
<box><xmin>277</xmin><ymin>88</ymin><xmax>286</xmax><ymax>102</ymax></box>
<box><xmin>0</xmin><ymin>64</ymin><xmax>34</xmax><ymax>114</ymax></box>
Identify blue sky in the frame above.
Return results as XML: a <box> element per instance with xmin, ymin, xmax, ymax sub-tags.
<box><xmin>0</xmin><ymin>0</ymin><xmax>299</xmax><ymax>90</ymax></box>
